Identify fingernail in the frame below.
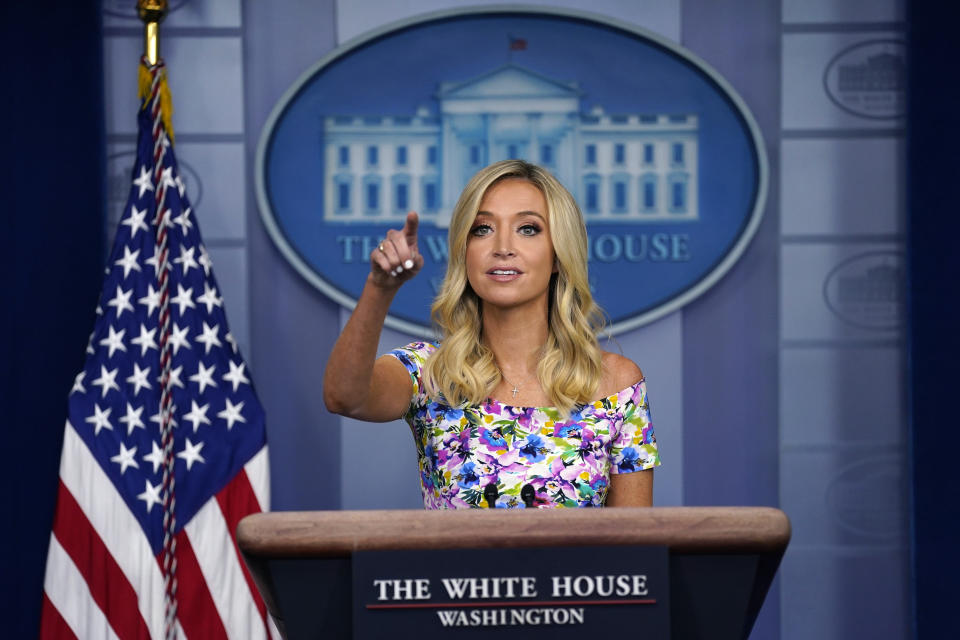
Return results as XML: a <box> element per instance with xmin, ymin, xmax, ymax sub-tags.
<box><xmin>390</xmin><ymin>269</ymin><xmax>397</xmax><ymax>277</ymax></box>
<box><xmin>396</xmin><ymin>265</ymin><xmax>404</xmax><ymax>273</ymax></box>
<box><xmin>404</xmin><ymin>259</ymin><xmax>414</xmax><ymax>269</ymax></box>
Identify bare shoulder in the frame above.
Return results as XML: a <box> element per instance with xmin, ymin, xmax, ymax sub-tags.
<box><xmin>599</xmin><ymin>351</ymin><xmax>644</xmax><ymax>396</ymax></box>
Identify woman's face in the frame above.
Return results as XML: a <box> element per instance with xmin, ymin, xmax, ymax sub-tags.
<box><xmin>465</xmin><ymin>178</ymin><xmax>556</xmax><ymax>313</ymax></box>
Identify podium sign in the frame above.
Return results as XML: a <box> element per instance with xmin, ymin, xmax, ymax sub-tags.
<box><xmin>353</xmin><ymin>546</ymin><xmax>670</xmax><ymax>638</ymax></box>
<box><xmin>236</xmin><ymin>508</ymin><xmax>790</xmax><ymax>639</ymax></box>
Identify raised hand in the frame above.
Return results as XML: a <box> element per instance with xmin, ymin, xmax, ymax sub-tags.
<box><xmin>369</xmin><ymin>211</ymin><xmax>424</xmax><ymax>289</ymax></box>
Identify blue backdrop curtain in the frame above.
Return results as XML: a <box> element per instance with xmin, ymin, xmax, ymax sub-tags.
<box><xmin>0</xmin><ymin>1</ymin><xmax>106</xmax><ymax>637</ymax></box>
<box><xmin>907</xmin><ymin>2</ymin><xmax>960</xmax><ymax>638</ymax></box>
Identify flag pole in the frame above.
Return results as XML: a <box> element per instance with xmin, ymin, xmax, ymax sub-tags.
<box><xmin>137</xmin><ymin>0</ymin><xmax>168</xmax><ymax>66</ymax></box>
<box><xmin>138</xmin><ymin>3</ymin><xmax>178</xmax><ymax>639</ymax></box>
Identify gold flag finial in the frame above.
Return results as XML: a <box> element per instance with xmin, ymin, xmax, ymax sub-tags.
<box><xmin>136</xmin><ymin>0</ymin><xmax>174</xmax><ymax>143</ymax></box>
<box><xmin>137</xmin><ymin>0</ymin><xmax>169</xmax><ymax>65</ymax></box>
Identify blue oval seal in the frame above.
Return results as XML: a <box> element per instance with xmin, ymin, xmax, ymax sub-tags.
<box><xmin>822</xmin><ymin>250</ymin><xmax>904</xmax><ymax>331</ymax></box>
<box><xmin>823</xmin><ymin>39</ymin><xmax>906</xmax><ymax>120</ymax></box>
<box><xmin>256</xmin><ymin>7</ymin><xmax>767</xmax><ymax>334</ymax></box>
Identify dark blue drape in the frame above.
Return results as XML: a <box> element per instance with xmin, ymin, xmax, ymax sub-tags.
<box><xmin>907</xmin><ymin>2</ymin><xmax>960</xmax><ymax>638</ymax></box>
<box><xmin>0</xmin><ymin>1</ymin><xmax>105</xmax><ymax>636</ymax></box>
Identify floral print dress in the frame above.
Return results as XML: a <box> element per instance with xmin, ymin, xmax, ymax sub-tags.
<box><xmin>389</xmin><ymin>342</ymin><xmax>660</xmax><ymax>509</ymax></box>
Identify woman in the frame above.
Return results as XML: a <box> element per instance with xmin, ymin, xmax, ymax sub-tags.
<box><xmin>323</xmin><ymin>160</ymin><xmax>659</xmax><ymax>508</ymax></box>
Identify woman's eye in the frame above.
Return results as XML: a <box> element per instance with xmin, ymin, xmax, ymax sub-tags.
<box><xmin>470</xmin><ymin>224</ymin><xmax>492</xmax><ymax>236</ymax></box>
<box><xmin>518</xmin><ymin>224</ymin><xmax>540</xmax><ymax>236</ymax></box>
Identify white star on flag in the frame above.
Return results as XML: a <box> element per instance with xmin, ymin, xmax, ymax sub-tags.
<box><xmin>183</xmin><ymin>400</ymin><xmax>212</xmax><ymax>432</ymax></box>
<box><xmin>173</xmin><ymin>207</ymin><xmax>193</xmax><ymax>235</ymax></box>
<box><xmin>223</xmin><ymin>360</ymin><xmax>250</xmax><ymax>392</ymax></box>
<box><xmin>171</xmin><ymin>283</ymin><xmax>196</xmax><ymax>315</ymax></box>
<box><xmin>98</xmin><ymin>325</ymin><xmax>127</xmax><ymax>358</ymax></box>
<box><xmin>173</xmin><ymin>244</ymin><xmax>198</xmax><ymax>275</ymax></box>
<box><xmin>166</xmin><ymin>364</ymin><xmax>185</xmax><ymax>389</ymax></box>
<box><xmin>85</xmin><ymin>403</ymin><xmax>113</xmax><ymax>435</ymax></box>
<box><xmin>132</xmin><ymin>165</ymin><xmax>153</xmax><ymax>198</ymax></box>
<box><xmin>138</xmin><ymin>284</ymin><xmax>160</xmax><ymax>317</ymax></box>
<box><xmin>114</xmin><ymin>246</ymin><xmax>142</xmax><ymax>279</ymax></box>
<box><xmin>71</xmin><ymin>371</ymin><xmax>86</xmax><ymax>394</ymax></box>
<box><xmin>196</xmin><ymin>282</ymin><xmax>222</xmax><ymax>314</ymax></box>
<box><xmin>196</xmin><ymin>322</ymin><xmax>222</xmax><ymax>354</ymax></box>
<box><xmin>130</xmin><ymin>324</ymin><xmax>158</xmax><ymax>357</ymax></box>
<box><xmin>106</xmin><ymin>285</ymin><xmax>134</xmax><ymax>318</ymax></box>
<box><xmin>198</xmin><ymin>244</ymin><xmax>213</xmax><ymax>275</ymax></box>
<box><xmin>142</xmin><ymin>440</ymin><xmax>164</xmax><ymax>474</ymax></box>
<box><xmin>189</xmin><ymin>361</ymin><xmax>217</xmax><ymax>393</ymax></box>
<box><xmin>218</xmin><ymin>398</ymin><xmax>246</xmax><ymax>430</ymax></box>
<box><xmin>177</xmin><ymin>438</ymin><xmax>206</xmax><ymax>471</ymax></box>
<box><xmin>119</xmin><ymin>402</ymin><xmax>146</xmax><ymax>435</ymax></box>
<box><xmin>160</xmin><ymin>166</ymin><xmax>177</xmax><ymax>191</ymax></box>
<box><xmin>91</xmin><ymin>365</ymin><xmax>120</xmax><ymax>398</ymax></box>
<box><xmin>111</xmin><ymin>442</ymin><xmax>139</xmax><ymax>475</ymax></box>
<box><xmin>168</xmin><ymin>323</ymin><xmax>191</xmax><ymax>355</ymax></box>
<box><xmin>137</xmin><ymin>479</ymin><xmax>163</xmax><ymax>514</ymax></box>
<box><xmin>126</xmin><ymin>363</ymin><xmax>152</xmax><ymax>396</ymax></box>
<box><xmin>121</xmin><ymin>205</ymin><xmax>149</xmax><ymax>238</ymax></box>
<box><xmin>175</xmin><ymin>173</ymin><xmax>186</xmax><ymax>197</ymax></box>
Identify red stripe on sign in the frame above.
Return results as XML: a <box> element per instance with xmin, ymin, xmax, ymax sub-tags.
<box><xmin>51</xmin><ymin>481</ymin><xmax>152</xmax><ymax>640</ymax></box>
<box><xmin>38</xmin><ymin>592</ymin><xmax>79</xmax><ymax>640</ymax></box>
<box><xmin>367</xmin><ymin>598</ymin><xmax>657</xmax><ymax>609</ymax></box>
<box><xmin>216</xmin><ymin>469</ymin><xmax>271</xmax><ymax>628</ymax></box>
<box><xmin>167</xmin><ymin>529</ymin><xmax>229</xmax><ymax>640</ymax></box>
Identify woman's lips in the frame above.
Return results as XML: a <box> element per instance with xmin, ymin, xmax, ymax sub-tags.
<box><xmin>487</xmin><ymin>268</ymin><xmax>522</xmax><ymax>282</ymax></box>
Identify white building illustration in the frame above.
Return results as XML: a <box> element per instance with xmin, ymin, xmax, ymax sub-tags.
<box><xmin>322</xmin><ymin>64</ymin><xmax>698</xmax><ymax>226</ymax></box>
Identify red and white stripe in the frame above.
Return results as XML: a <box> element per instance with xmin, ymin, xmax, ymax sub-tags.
<box><xmin>39</xmin><ymin>422</ymin><xmax>275</xmax><ymax>639</ymax></box>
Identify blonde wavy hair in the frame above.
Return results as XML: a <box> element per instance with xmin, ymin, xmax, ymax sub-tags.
<box><xmin>422</xmin><ymin>159</ymin><xmax>605</xmax><ymax>413</ymax></box>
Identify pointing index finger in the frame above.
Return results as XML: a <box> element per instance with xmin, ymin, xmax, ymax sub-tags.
<box><xmin>403</xmin><ymin>211</ymin><xmax>419</xmax><ymax>246</ymax></box>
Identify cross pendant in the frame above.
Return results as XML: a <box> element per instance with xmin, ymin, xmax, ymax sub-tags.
<box><xmin>511</xmin><ymin>385</ymin><xmax>520</xmax><ymax>398</ymax></box>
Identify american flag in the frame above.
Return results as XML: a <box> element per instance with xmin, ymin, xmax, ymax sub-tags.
<box><xmin>39</xmin><ymin>60</ymin><xmax>275</xmax><ymax>639</ymax></box>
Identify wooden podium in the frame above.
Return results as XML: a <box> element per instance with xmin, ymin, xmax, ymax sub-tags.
<box><xmin>237</xmin><ymin>507</ymin><xmax>790</xmax><ymax>639</ymax></box>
